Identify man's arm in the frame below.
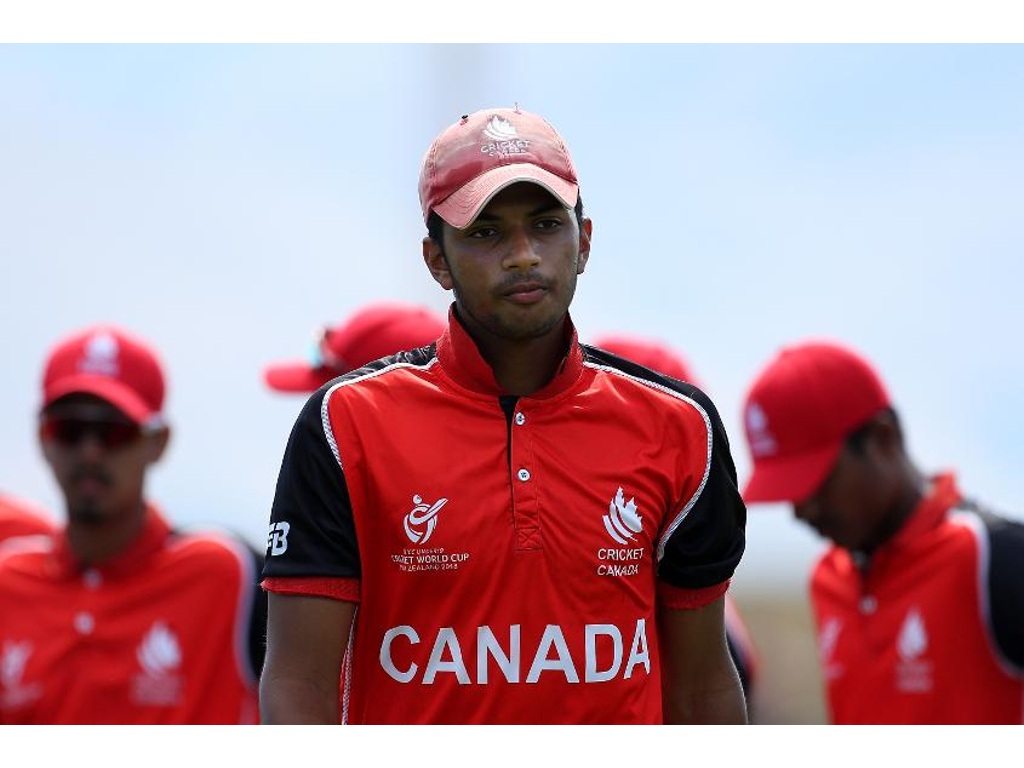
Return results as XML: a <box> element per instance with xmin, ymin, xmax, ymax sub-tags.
<box><xmin>260</xmin><ymin>593</ymin><xmax>355</xmax><ymax>724</ymax></box>
<box><xmin>658</xmin><ymin>596</ymin><xmax>747</xmax><ymax>724</ymax></box>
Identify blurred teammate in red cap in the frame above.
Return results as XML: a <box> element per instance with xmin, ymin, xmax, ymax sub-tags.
<box><xmin>0</xmin><ymin>325</ymin><xmax>264</xmax><ymax>724</ymax></box>
<box><xmin>263</xmin><ymin>302</ymin><xmax>446</xmax><ymax>393</ymax></box>
<box><xmin>741</xmin><ymin>341</ymin><xmax>1024</xmax><ymax>724</ymax></box>
<box><xmin>0</xmin><ymin>494</ymin><xmax>53</xmax><ymax>544</ymax></box>
<box><xmin>260</xmin><ymin>107</ymin><xmax>748</xmax><ymax>724</ymax></box>
<box><xmin>594</xmin><ymin>334</ymin><xmax>761</xmax><ymax>711</ymax></box>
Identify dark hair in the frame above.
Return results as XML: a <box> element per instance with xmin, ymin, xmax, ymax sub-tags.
<box><xmin>427</xmin><ymin>194</ymin><xmax>585</xmax><ymax>256</ymax></box>
<box><xmin>845</xmin><ymin>407</ymin><xmax>901</xmax><ymax>454</ymax></box>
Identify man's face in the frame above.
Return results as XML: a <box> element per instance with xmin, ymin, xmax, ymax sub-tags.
<box><xmin>424</xmin><ymin>182</ymin><xmax>591</xmax><ymax>341</ymax></box>
<box><xmin>791</xmin><ymin>433</ymin><xmax>900</xmax><ymax>553</ymax></box>
<box><xmin>39</xmin><ymin>394</ymin><xmax>167</xmax><ymax>526</ymax></box>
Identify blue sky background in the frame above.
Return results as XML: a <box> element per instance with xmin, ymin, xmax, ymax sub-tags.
<box><xmin>2</xmin><ymin>45</ymin><xmax>1021</xmax><ymax>592</ymax></box>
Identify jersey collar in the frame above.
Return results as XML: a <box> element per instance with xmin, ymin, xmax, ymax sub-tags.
<box><xmin>435</xmin><ymin>303</ymin><xmax>584</xmax><ymax>399</ymax></box>
<box><xmin>52</xmin><ymin>503</ymin><xmax>171</xmax><ymax>580</ymax></box>
<box><xmin>886</xmin><ymin>472</ymin><xmax>962</xmax><ymax>550</ymax></box>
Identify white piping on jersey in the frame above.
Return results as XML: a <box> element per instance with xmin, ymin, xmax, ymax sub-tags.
<box><xmin>948</xmin><ymin>509</ymin><xmax>1024</xmax><ymax>678</ymax></box>
<box><xmin>168</xmin><ymin>531</ymin><xmax>259</xmax><ymax>688</ymax></box>
<box><xmin>341</xmin><ymin>604</ymin><xmax>358</xmax><ymax>725</ymax></box>
<box><xmin>0</xmin><ymin>534</ymin><xmax>53</xmax><ymax>563</ymax></box>
<box><xmin>320</xmin><ymin>358</ymin><xmax>440</xmax><ymax>471</ymax></box>
<box><xmin>581</xmin><ymin>361</ymin><xmax>713</xmax><ymax>563</ymax></box>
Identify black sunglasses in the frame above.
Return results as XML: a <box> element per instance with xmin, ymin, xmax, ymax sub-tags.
<box><xmin>40</xmin><ymin>415</ymin><xmax>143</xmax><ymax>450</ymax></box>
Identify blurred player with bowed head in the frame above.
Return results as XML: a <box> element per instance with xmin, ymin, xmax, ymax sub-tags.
<box><xmin>741</xmin><ymin>341</ymin><xmax>1024</xmax><ymax>724</ymax></box>
<box><xmin>593</xmin><ymin>334</ymin><xmax>760</xmax><ymax>711</ymax></box>
<box><xmin>263</xmin><ymin>302</ymin><xmax>446</xmax><ymax>395</ymax></box>
<box><xmin>260</xmin><ymin>107</ymin><xmax>748</xmax><ymax>724</ymax></box>
<box><xmin>0</xmin><ymin>326</ymin><xmax>264</xmax><ymax>724</ymax></box>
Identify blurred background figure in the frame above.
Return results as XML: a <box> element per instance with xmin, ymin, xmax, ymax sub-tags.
<box><xmin>741</xmin><ymin>341</ymin><xmax>1024</xmax><ymax>724</ymax></box>
<box><xmin>0</xmin><ymin>325</ymin><xmax>264</xmax><ymax>724</ymax></box>
<box><xmin>0</xmin><ymin>493</ymin><xmax>54</xmax><ymax>543</ymax></box>
<box><xmin>263</xmin><ymin>302</ymin><xmax>446</xmax><ymax>394</ymax></box>
<box><xmin>592</xmin><ymin>334</ymin><xmax>761</xmax><ymax>714</ymax></box>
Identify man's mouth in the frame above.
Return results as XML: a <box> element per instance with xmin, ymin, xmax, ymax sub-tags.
<box><xmin>502</xmin><ymin>281</ymin><xmax>549</xmax><ymax>304</ymax></box>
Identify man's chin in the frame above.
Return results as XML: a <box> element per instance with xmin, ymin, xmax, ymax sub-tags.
<box><xmin>68</xmin><ymin>503</ymin><xmax>110</xmax><ymax>527</ymax></box>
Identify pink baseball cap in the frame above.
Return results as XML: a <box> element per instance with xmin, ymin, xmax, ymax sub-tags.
<box><xmin>593</xmin><ymin>335</ymin><xmax>702</xmax><ymax>388</ymax></box>
<box><xmin>264</xmin><ymin>302</ymin><xmax>446</xmax><ymax>394</ymax></box>
<box><xmin>741</xmin><ymin>341</ymin><xmax>892</xmax><ymax>505</ymax></box>
<box><xmin>41</xmin><ymin>325</ymin><xmax>166</xmax><ymax>426</ymax></box>
<box><xmin>419</xmin><ymin>107</ymin><xmax>579</xmax><ymax>229</ymax></box>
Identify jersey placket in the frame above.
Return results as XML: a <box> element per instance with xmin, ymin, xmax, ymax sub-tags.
<box><xmin>507</xmin><ymin>399</ymin><xmax>542</xmax><ymax>551</ymax></box>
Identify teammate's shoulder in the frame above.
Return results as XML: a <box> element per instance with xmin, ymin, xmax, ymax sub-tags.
<box><xmin>0</xmin><ymin>532</ymin><xmax>56</xmax><ymax>575</ymax></box>
<box><xmin>164</xmin><ymin>526</ymin><xmax>256</xmax><ymax>575</ymax></box>
<box><xmin>581</xmin><ymin>343</ymin><xmax>720</xmax><ymax>416</ymax></box>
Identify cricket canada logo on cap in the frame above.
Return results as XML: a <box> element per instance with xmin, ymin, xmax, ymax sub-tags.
<box><xmin>746</xmin><ymin>401</ymin><xmax>777</xmax><ymax>457</ymax></box>
<box><xmin>480</xmin><ymin>114</ymin><xmax>530</xmax><ymax>159</ymax></box>
<box><xmin>78</xmin><ymin>331</ymin><xmax>120</xmax><ymax>377</ymax></box>
<box><xmin>403</xmin><ymin>494</ymin><xmax>448</xmax><ymax>545</ymax></box>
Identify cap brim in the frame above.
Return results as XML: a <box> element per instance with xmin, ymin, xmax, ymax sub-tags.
<box><xmin>263</xmin><ymin>362</ymin><xmax>340</xmax><ymax>394</ymax></box>
<box><xmin>433</xmin><ymin>164</ymin><xmax>579</xmax><ymax>229</ymax></box>
<box><xmin>43</xmin><ymin>375</ymin><xmax>156</xmax><ymax>425</ymax></box>
<box><xmin>742</xmin><ymin>441</ymin><xmax>844</xmax><ymax>505</ymax></box>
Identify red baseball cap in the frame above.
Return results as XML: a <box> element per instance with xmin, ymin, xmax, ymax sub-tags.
<box><xmin>593</xmin><ymin>335</ymin><xmax>701</xmax><ymax>388</ymax></box>
<box><xmin>419</xmin><ymin>107</ymin><xmax>579</xmax><ymax>229</ymax></box>
<box><xmin>264</xmin><ymin>303</ymin><xmax>446</xmax><ymax>394</ymax></box>
<box><xmin>741</xmin><ymin>341</ymin><xmax>891</xmax><ymax>505</ymax></box>
<box><xmin>41</xmin><ymin>325</ymin><xmax>166</xmax><ymax>426</ymax></box>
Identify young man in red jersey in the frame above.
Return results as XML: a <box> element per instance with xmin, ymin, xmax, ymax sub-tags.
<box><xmin>260</xmin><ymin>108</ymin><xmax>748</xmax><ymax>724</ymax></box>
<box><xmin>593</xmin><ymin>334</ymin><xmax>761</xmax><ymax>711</ymax></box>
<box><xmin>0</xmin><ymin>326</ymin><xmax>264</xmax><ymax>724</ymax></box>
<box><xmin>741</xmin><ymin>341</ymin><xmax>1024</xmax><ymax>723</ymax></box>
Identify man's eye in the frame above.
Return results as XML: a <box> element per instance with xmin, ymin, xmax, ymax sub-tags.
<box><xmin>467</xmin><ymin>227</ymin><xmax>498</xmax><ymax>238</ymax></box>
<box><xmin>534</xmin><ymin>218</ymin><xmax>563</xmax><ymax>230</ymax></box>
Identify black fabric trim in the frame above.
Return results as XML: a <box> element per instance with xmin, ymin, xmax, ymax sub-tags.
<box><xmin>246</xmin><ymin>545</ymin><xmax>268</xmax><ymax>679</ymax></box>
<box><xmin>499</xmin><ymin>395</ymin><xmax>519</xmax><ymax>480</ymax></box>
<box><xmin>262</xmin><ymin>343</ymin><xmax>439</xmax><ymax>583</ymax></box>
<box><xmin>964</xmin><ymin>501</ymin><xmax>1024</xmax><ymax>672</ymax></box>
<box><xmin>579</xmin><ymin>344</ymin><xmax>747</xmax><ymax>591</ymax></box>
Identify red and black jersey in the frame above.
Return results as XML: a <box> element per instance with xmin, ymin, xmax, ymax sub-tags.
<box><xmin>0</xmin><ymin>494</ymin><xmax>54</xmax><ymax>543</ymax></box>
<box><xmin>0</xmin><ymin>506</ymin><xmax>264</xmax><ymax>724</ymax></box>
<box><xmin>811</xmin><ymin>473</ymin><xmax>1024</xmax><ymax>724</ymax></box>
<box><xmin>262</xmin><ymin>310</ymin><xmax>746</xmax><ymax>724</ymax></box>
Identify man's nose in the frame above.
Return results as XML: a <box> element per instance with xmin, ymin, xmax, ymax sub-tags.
<box><xmin>502</xmin><ymin>226</ymin><xmax>541</xmax><ymax>270</ymax></box>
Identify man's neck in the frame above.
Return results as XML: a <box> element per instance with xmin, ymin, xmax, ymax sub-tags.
<box><xmin>65</xmin><ymin>500</ymin><xmax>148</xmax><ymax>567</ymax></box>
<box><xmin>455</xmin><ymin>307</ymin><xmax>571</xmax><ymax>396</ymax></box>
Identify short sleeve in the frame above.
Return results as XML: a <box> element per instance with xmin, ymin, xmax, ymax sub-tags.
<box><xmin>656</xmin><ymin>387</ymin><xmax>747</xmax><ymax>594</ymax></box>
<box><xmin>986</xmin><ymin>513</ymin><xmax>1024</xmax><ymax>672</ymax></box>
<box><xmin>261</xmin><ymin>382</ymin><xmax>361</xmax><ymax>582</ymax></box>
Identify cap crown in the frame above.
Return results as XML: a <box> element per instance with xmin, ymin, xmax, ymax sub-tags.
<box><xmin>418</xmin><ymin>107</ymin><xmax>578</xmax><ymax>224</ymax></box>
<box><xmin>42</xmin><ymin>325</ymin><xmax>165</xmax><ymax>419</ymax></box>
<box><xmin>743</xmin><ymin>342</ymin><xmax>890</xmax><ymax>461</ymax></box>
<box><xmin>325</xmin><ymin>304</ymin><xmax>445</xmax><ymax>371</ymax></box>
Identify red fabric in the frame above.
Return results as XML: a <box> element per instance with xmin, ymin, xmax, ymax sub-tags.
<box><xmin>811</xmin><ymin>473</ymin><xmax>1024</xmax><ymax>724</ymax></box>
<box><xmin>262</xmin><ymin>576</ymin><xmax>360</xmax><ymax>603</ymax></box>
<box><xmin>657</xmin><ymin>579</ymin><xmax>730</xmax><ymax>610</ymax></box>
<box><xmin>315</xmin><ymin>311</ymin><xmax>727</xmax><ymax>724</ymax></box>
<box><xmin>0</xmin><ymin>495</ymin><xmax>54</xmax><ymax>543</ymax></box>
<box><xmin>0</xmin><ymin>506</ymin><xmax>258</xmax><ymax>724</ymax></box>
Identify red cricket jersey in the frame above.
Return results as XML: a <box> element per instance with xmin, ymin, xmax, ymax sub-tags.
<box><xmin>0</xmin><ymin>494</ymin><xmax>54</xmax><ymax>543</ymax></box>
<box><xmin>0</xmin><ymin>505</ymin><xmax>261</xmax><ymax>724</ymax></box>
<box><xmin>811</xmin><ymin>473</ymin><xmax>1024</xmax><ymax>723</ymax></box>
<box><xmin>263</xmin><ymin>310</ymin><xmax>747</xmax><ymax>724</ymax></box>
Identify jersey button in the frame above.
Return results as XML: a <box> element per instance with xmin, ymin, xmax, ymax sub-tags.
<box><xmin>83</xmin><ymin>569</ymin><xmax>102</xmax><ymax>589</ymax></box>
<box><xmin>517</xmin><ymin>468</ymin><xmax>531</xmax><ymax>482</ymax></box>
<box><xmin>514</xmin><ymin>412</ymin><xmax>526</xmax><ymax>426</ymax></box>
<box><xmin>859</xmin><ymin>596</ymin><xmax>878</xmax><ymax>614</ymax></box>
<box><xmin>74</xmin><ymin>611</ymin><xmax>95</xmax><ymax>635</ymax></box>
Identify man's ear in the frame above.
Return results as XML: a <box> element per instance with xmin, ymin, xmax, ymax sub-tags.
<box><xmin>576</xmin><ymin>217</ymin><xmax>593</xmax><ymax>275</ymax></box>
<box><xmin>144</xmin><ymin>426</ymin><xmax>171</xmax><ymax>466</ymax></box>
<box><xmin>423</xmin><ymin>237</ymin><xmax>454</xmax><ymax>291</ymax></box>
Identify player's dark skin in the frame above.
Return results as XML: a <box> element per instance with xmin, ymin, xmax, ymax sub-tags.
<box><xmin>793</xmin><ymin>411</ymin><xmax>925</xmax><ymax>557</ymax></box>
<box><xmin>261</xmin><ymin>182</ymin><xmax>747</xmax><ymax>724</ymax></box>
<box><xmin>40</xmin><ymin>393</ymin><xmax>169</xmax><ymax>565</ymax></box>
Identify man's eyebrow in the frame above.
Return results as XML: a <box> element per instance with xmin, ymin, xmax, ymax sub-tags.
<box><xmin>473</xmin><ymin>203</ymin><xmax>566</xmax><ymax>223</ymax></box>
